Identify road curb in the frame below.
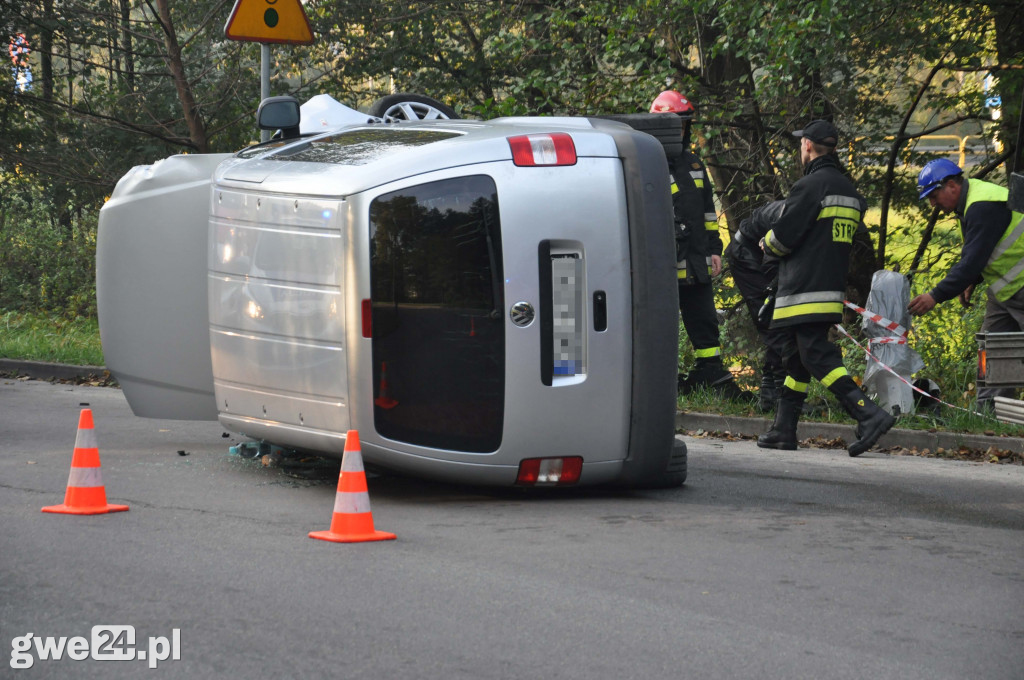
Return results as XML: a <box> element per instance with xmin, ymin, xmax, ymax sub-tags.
<box><xmin>0</xmin><ymin>359</ymin><xmax>114</xmax><ymax>383</ymax></box>
<box><xmin>676</xmin><ymin>411</ymin><xmax>1024</xmax><ymax>454</ymax></box>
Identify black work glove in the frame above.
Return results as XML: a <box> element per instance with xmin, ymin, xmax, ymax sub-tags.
<box><xmin>757</xmin><ymin>283</ymin><xmax>777</xmax><ymax>329</ymax></box>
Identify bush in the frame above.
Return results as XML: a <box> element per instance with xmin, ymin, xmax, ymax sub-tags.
<box><xmin>0</xmin><ymin>181</ymin><xmax>99</xmax><ymax>319</ymax></box>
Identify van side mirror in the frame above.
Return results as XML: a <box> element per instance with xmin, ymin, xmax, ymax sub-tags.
<box><xmin>257</xmin><ymin>96</ymin><xmax>301</xmax><ymax>140</ymax></box>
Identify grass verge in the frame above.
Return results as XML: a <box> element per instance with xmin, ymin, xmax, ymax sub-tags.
<box><xmin>679</xmin><ymin>384</ymin><xmax>1022</xmax><ymax>436</ymax></box>
<box><xmin>0</xmin><ymin>311</ymin><xmax>105</xmax><ymax>366</ymax></box>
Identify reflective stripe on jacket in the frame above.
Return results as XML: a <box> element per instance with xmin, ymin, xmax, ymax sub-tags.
<box><xmin>968</xmin><ymin>180</ymin><xmax>1024</xmax><ymax>302</ymax></box>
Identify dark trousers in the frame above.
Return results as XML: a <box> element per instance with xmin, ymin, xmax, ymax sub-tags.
<box><xmin>776</xmin><ymin>322</ymin><xmax>847</xmax><ymax>388</ymax></box>
<box><xmin>678</xmin><ymin>279</ymin><xmax>721</xmax><ymax>355</ymax></box>
<box><xmin>725</xmin><ymin>241</ymin><xmax>783</xmax><ymax>369</ymax></box>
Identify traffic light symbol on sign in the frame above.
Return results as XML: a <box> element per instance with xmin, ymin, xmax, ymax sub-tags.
<box><xmin>224</xmin><ymin>0</ymin><xmax>314</xmax><ymax>45</ymax></box>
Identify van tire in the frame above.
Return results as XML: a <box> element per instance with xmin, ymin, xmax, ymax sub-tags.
<box><xmin>370</xmin><ymin>94</ymin><xmax>459</xmax><ymax>122</ymax></box>
<box><xmin>595</xmin><ymin>113</ymin><xmax>683</xmax><ymax>157</ymax></box>
<box><xmin>632</xmin><ymin>437</ymin><xmax>687</xmax><ymax>489</ymax></box>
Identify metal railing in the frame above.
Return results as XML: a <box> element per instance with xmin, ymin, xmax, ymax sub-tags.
<box><xmin>849</xmin><ymin>134</ymin><xmax>997</xmax><ymax>167</ymax></box>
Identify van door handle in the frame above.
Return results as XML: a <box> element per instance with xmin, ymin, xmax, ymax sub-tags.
<box><xmin>593</xmin><ymin>291</ymin><xmax>607</xmax><ymax>331</ymax></box>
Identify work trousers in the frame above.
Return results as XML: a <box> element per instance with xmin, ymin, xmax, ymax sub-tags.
<box><xmin>775</xmin><ymin>321</ymin><xmax>848</xmax><ymax>390</ymax></box>
<box><xmin>678</xmin><ymin>279</ymin><xmax>721</xmax><ymax>357</ymax></box>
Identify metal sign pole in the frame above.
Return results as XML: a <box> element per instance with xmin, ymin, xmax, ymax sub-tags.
<box><xmin>260</xmin><ymin>43</ymin><xmax>271</xmax><ymax>142</ymax></box>
<box><xmin>224</xmin><ymin>0</ymin><xmax>314</xmax><ymax>141</ymax></box>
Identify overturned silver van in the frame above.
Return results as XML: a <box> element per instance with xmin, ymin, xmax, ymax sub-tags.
<box><xmin>97</xmin><ymin>101</ymin><xmax>684</xmax><ymax>488</ymax></box>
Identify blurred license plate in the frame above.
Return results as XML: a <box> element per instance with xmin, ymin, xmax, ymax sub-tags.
<box><xmin>551</xmin><ymin>254</ymin><xmax>584</xmax><ymax>377</ymax></box>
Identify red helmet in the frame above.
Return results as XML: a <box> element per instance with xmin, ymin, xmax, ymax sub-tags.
<box><xmin>650</xmin><ymin>90</ymin><xmax>695</xmax><ymax>119</ymax></box>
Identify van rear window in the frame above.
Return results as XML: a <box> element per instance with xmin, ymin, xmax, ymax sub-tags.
<box><xmin>369</xmin><ymin>175</ymin><xmax>505</xmax><ymax>453</ymax></box>
<box><xmin>265</xmin><ymin>128</ymin><xmax>460</xmax><ymax>165</ymax></box>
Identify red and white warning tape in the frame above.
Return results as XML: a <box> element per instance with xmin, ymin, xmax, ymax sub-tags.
<box><xmin>843</xmin><ymin>300</ymin><xmax>909</xmax><ymax>338</ymax></box>
<box><xmin>868</xmin><ymin>336</ymin><xmax>907</xmax><ymax>346</ymax></box>
<box><xmin>833</xmin><ymin>323</ymin><xmax>986</xmax><ymax>417</ymax></box>
<box><xmin>843</xmin><ymin>300</ymin><xmax>909</xmax><ymax>347</ymax></box>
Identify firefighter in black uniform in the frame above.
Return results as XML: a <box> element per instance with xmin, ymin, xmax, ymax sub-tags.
<box><xmin>725</xmin><ymin>200</ymin><xmax>787</xmax><ymax>411</ymax></box>
<box><xmin>757</xmin><ymin>120</ymin><xmax>894</xmax><ymax>457</ymax></box>
<box><xmin>650</xmin><ymin>90</ymin><xmax>749</xmax><ymax>400</ymax></box>
<box><xmin>729</xmin><ymin>199</ymin><xmax>873</xmax><ymax>413</ymax></box>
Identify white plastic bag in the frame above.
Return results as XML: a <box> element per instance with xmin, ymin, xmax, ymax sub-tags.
<box><xmin>861</xmin><ymin>270</ymin><xmax>924</xmax><ymax>415</ymax></box>
<box><xmin>299</xmin><ymin>94</ymin><xmax>378</xmax><ymax>134</ymax></box>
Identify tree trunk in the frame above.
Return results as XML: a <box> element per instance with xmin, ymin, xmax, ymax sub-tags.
<box><xmin>992</xmin><ymin>3</ymin><xmax>1023</xmax><ymax>174</ymax></box>
<box><xmin>684</xmin><ymin>20</ymin><xmax>774</xmax><ymax>232</ymax></box>
<box><xmin>41</xmin><ymin>0</ymin><xmax>54</xmax><ymax>101</ymax></box>
<box><xmin>155</xmin><ymin>0</ymin><xmax>209</xmax><ymax>152</ymax></box>
<box><xmin>66</xmin><ymin>35</ymin><xmax>73</xmax><ymax>107</ymax></box>
<box><xmin>121</xmin><ymin>0</ymin><xmax>135</xmax><ymax>92</ymax></box>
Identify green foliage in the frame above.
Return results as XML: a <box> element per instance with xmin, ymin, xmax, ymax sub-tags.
<box><xmin>903</xmin><ymin>273</ymin><xmax>988</xmax><ymax>405</ymax></box>
<box><xmin>0</xmin><ymin>179</ymin><xmax>98</xmax><ymax>317</ymax></box>
<box><xmin>0</xmin><ymin>310</ymin><xmax>104</xmax><ymax>365</ymax></box>
<box><xmin>2</xmin><ymin>0</ymin><xmax>264</xmax><ymax>187</ymax></box>
<box><xmin>0</xmin><ymin>0</ymin><xmax>1017</xmax><ymax>415</ymax></box>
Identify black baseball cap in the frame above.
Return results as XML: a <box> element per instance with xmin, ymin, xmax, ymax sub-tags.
<box><xmin>792</xmin><ymin>120</ymin><xmax>838</xmax><ymax>147</ymax></box>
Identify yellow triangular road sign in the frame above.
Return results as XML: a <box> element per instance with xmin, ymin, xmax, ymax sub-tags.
<box><xmin>224</xmin><ymin>0</ymin><xmax>314</xmax><ymax>45</ymax></box>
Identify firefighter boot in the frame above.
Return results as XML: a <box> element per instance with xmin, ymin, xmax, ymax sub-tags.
<box><xmin>835</xmin><ymin>385</ymin><xmax>896</xmax><ymax>457</ymax></box>
<box><xmin>757</xmin><ymin>364</ymin><xmax>781</xmax><ymax>413</ymax></box>
<box><xmin>678</xmin><ymin>358</ymin><xmax>730</xmax><ymax>394</ymax></box>
<box><xmin>680</xmin><ymin>357</ymin><xmax>755</xmax><ymax>403</ymax></box>
<box><xmin>711</xmin><ymin>371</ymin><xmax>756</xmax><ymax>403</ymax></box>
<box><xmin>756</xmin><ymin>387</ymin><xmax>804</xmax><ymax>450</ymax></box>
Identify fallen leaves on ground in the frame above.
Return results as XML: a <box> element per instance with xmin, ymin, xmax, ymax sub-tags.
<box><xmin>0</xmin><ymin>369</ymin><xmax>118</xmax><ymax>387</ymax></box>
<box><xmin>882</xmin><ymin>444</ymin><xmax>1022</xmax><ymax>465</ymax></box>
<box><xmin>686</xmin><ymin>429</ymin><xmax>754</xmax><ymax>442</ymax></box>
<box><xmin>801</xmin><ymin>435</ymin><xmax>847</xmax><ymax>449</ymax></box>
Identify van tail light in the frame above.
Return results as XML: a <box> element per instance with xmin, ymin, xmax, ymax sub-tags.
<box><xmin>362</xmin><ymin>299</ymin><xmax>372</xmax><ymax>338</ymax></box>
<box><xmin>978</xmin><ymin>348</ymin><xmax>987</xmax><ymax>381</ymax></box>
<box><xmin>508</xmin><ymin>133</ymin><xmax>577</xmax><ymax>167</ymax></box>
<box><xmin>516</xmin><ymin>457</ymin><xmax>583</xmax><ymax>486</ymax></box>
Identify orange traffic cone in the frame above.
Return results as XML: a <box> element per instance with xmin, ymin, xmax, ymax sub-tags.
<box><xmin>42</xmin><ymin>409</ymin><xmax>129</xmax><ymax>515</ymax></box>
<box><xmin>309</xmin><ymin>430</ymin><xmax>395</xmax><ymax>543</ymax></box>
<box><xmin>374</xmin><ymin>362</ymin><xmax>398</xmax><ymax>410</ymax></box>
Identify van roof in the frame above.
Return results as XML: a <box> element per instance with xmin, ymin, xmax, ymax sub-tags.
<box><xmin>215</xmin><ymin>117</ymin><xmax>624</xmax><ymax>196</ymax></box>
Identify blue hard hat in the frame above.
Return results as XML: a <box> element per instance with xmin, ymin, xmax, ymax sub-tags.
<box><xmin>917</xmin><ymin>158</ymin><xmax>962</xmax><ymax>199</ymax></box>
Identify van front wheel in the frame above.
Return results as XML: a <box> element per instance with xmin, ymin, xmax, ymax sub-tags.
<box><xmin>370</xmin><ymin>94</ymin><xmax>459</xmax><ymax>122</ymax></box>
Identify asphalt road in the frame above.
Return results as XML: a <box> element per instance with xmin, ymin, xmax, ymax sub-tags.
<box><xmin>2</xmin><ymin>378</ymin><xmax>1022</xmax><ymax>679</ymax></box>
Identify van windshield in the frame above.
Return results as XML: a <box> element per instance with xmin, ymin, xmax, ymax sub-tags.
<box><xmin>265</xmin><ymin>128</ymin><xmax>460</xmax><ymax>165</ymax></box>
